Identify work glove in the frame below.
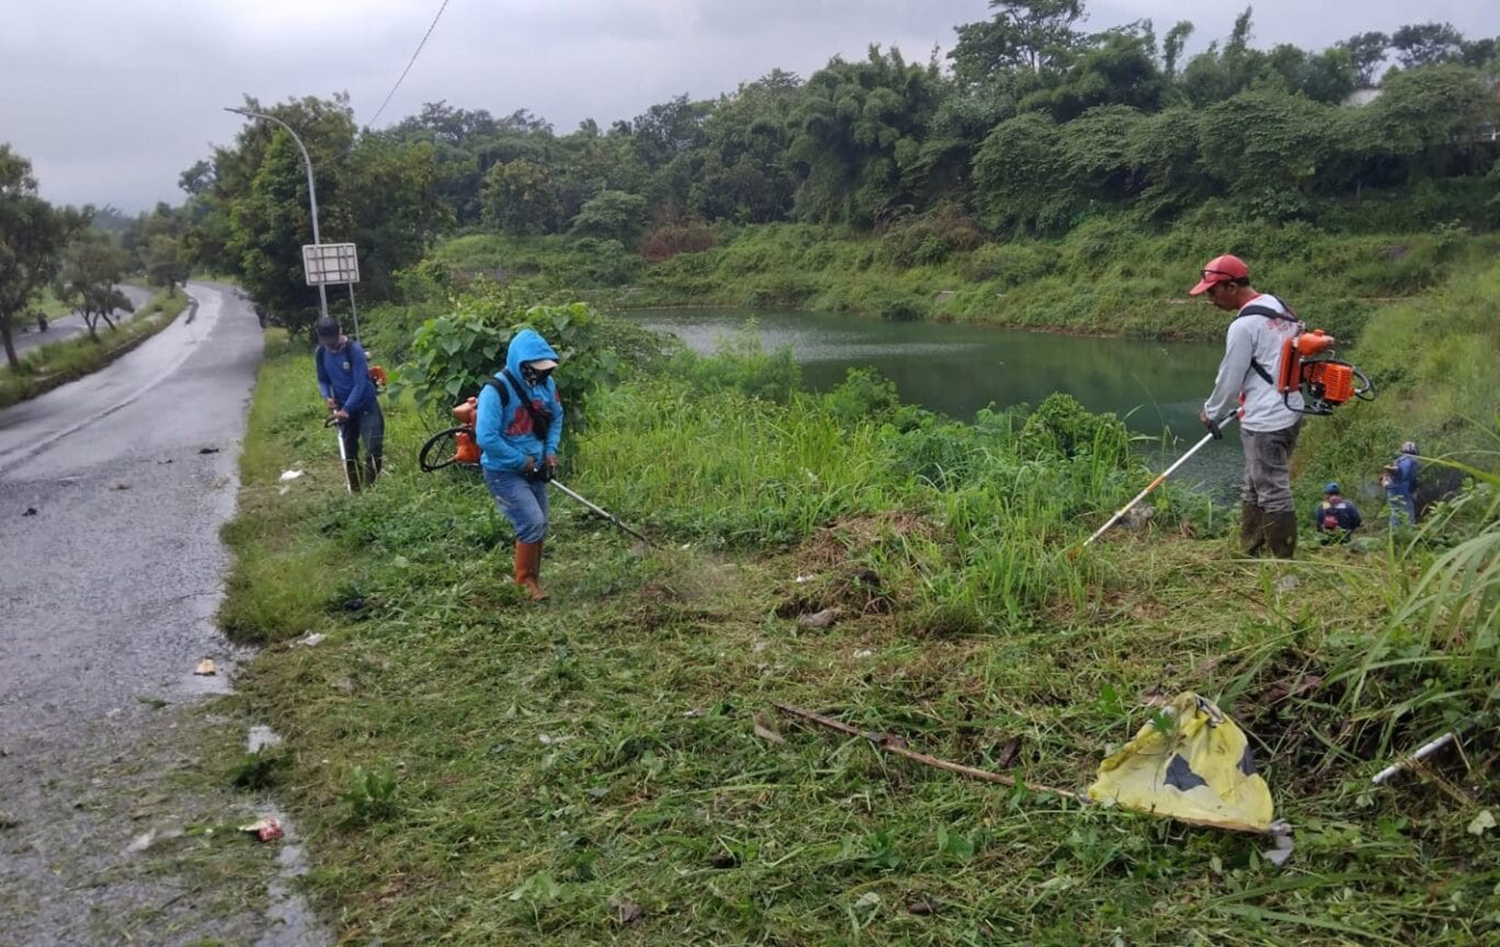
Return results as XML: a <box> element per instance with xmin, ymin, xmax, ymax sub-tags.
<box><xmin>1201</xmin><ymin>414</ymin><xmax>1223</xmax><ymax>440</ymax></box>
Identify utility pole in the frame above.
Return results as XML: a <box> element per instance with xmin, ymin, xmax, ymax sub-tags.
<box><xmin>224</xmin><ymin>107</ymin><xmax>330</xmax><ymax>325</ymax></box>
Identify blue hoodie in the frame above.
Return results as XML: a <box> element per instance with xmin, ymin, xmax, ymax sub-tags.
<box><xmin>475</xmin><ymin>329</ymin><xmax>564</xmax><ymax>472</ymax></box>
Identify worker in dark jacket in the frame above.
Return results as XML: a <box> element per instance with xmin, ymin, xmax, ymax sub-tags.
<box><xmin>475</xmin><ymin>329</ymin><xmax>564</xmax><ymax>601</ymax></box>
<box><xmin>1312</xmin><ymin>483</ymin><xmax>1362</xmax><ymax>544</ymax></box>
<box><xmin>315</xmin><ymin>315</ymin><xmax>383</xmax><ymax>490</ymax></box>
<box><xmin>1384</xmin><ymin>441</ymin><xmax>1420</xmax><ymax>528</ymax></box>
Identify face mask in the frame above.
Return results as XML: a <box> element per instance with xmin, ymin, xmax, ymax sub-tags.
<box><xmin>521</xmin><ymin>364</ymin><xmax>553</xmax><ymax>387</ymax></box>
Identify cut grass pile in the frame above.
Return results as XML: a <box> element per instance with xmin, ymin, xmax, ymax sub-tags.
<box><xmin>217</xmin><ymin>326</ymin><xmax>1498</xmax><ymax>944</ymax></box>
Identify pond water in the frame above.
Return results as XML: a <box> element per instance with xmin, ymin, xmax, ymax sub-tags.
<box><xmin>628</xmin><ymin>307</ymin><xmax>1242</xmax><ymax>490</ymax></box>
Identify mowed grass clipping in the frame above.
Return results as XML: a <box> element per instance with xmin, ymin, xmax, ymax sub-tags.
<box><xmin>217</xmin><ymin>331</ymin><xmax>1499</xmax><ymax>945</ymax></box>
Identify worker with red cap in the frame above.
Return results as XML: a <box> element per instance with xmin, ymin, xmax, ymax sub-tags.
<box><xmin>1192</xmin><ymin>254</ymin><xmax>1306</xmax><ymax>558</ymax></box>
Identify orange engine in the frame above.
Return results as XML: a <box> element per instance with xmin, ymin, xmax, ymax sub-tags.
<box><xmin>1306</xmin><ymin>360</ymin><xmax>1355</xmax><ymax>404</ymax></box>
<box><xmin>451</xmin><ymin>396</ymin><xmax>481</xmax><ymax>464</ymax></box>
<box><xmin>1277</xmin><ymin>329</ymin><xmax>1337</xmax><ymax>393</ymax></box>
<box><xmin>368</xmin><ymin>364</ymin><xmax>389</xmax><ymax>387</ymax></box>
<box><xmin>452</xmin><ymin>396</ymin><xmax>478</xmax><ymax>426</ymax></box>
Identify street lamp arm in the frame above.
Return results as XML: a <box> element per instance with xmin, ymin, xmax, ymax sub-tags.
<box><xmin>224</xmin><ymin>105</ymin><xmax>330</xmax><ymax>324</ymax></box>
<box><xmin>223</xmin><ymin>107</ymin><xmax>322</xmax><ymax>245</ymax></box>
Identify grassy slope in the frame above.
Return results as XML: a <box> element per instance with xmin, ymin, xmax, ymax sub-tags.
<box><xmin>218</xmin><ymin>284</ymin><xmax>1498</xmax><ymax>944</ymax></box>
<box><xmin>431</xmin><ymin>220</ymin><xmax>1500</xmax><ymax>342</ymax></box>
<box><xmin>0</xmin><ymin>290</ymin><xmax>192</xmax><ymax>408</ymax></box>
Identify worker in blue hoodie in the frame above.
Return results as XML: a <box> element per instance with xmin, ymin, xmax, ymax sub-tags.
<box><xmin>315</xmin><ymin>315</ymin><xmax>383</xmax><ymax>490</ymax></box>
<box><xmin>475</xmin><ymin>328</ymin><xmax>564</xmax><ymax>601</ymax></box>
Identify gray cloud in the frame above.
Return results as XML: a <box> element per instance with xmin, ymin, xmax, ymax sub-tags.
<box><xmin>2</xmin><ymin>0</ymin><xmax>1494</xmax><ymax>211</ymax></box>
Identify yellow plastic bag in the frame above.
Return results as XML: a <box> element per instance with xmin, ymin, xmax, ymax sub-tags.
<box><xmin>1088</xmin><ymin>692</ymin><xmax>1275</xmax><ymax>833</ymax></box>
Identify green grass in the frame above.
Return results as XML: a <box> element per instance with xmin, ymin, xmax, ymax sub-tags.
<box><xmin>216</xmin><ymin>304</ymin><xmax>1498</xmax><ymax>944</ymax></box>
<box><xmin>428</xmin><ymin>219</ymin><xmax>1500</xmax><ymax>342</ymax></box>
<box><xmin>0</xmin><ymin>289</ymin><xmax>192</xmax><ymax>408</ymax></box>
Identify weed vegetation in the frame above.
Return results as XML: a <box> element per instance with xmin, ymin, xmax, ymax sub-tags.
<box><xmin>426</xmin><ymin>217</ymin><xmax>1500</xmax><ymax>342</ymax></box>
<box><xmin>218</xmin><ymin>260</ymin><xmax>1499</xmax><ymax>943</ymax></box>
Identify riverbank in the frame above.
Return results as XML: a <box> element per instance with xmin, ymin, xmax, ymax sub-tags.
<box><xmin>427</xmin><ymin>220</ymin><xmax>1500</xmax><ymax>342</ymax></box>
<box><xmin>0</xmin><ymin>289</ymin><xmax>193</xmax><ymax>408</ymax></box>
<box><xmin>212</xmin><ymin>261</ymin><xmax>1499</xmax><ymax>942</ymax></box>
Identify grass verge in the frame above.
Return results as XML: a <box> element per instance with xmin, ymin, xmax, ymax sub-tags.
<box><xmin>0</xmin><ymin>290</ymin><xmax>192</xmax><ymax>408</ymax></box>
<box><xmin>217</xmin><ymin>310</ymin><xmax>1497</xmax><ymax>943</ymax></box>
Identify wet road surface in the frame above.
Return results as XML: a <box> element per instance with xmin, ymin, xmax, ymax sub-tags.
<box><xmin>10</xmin><ymin>287</ymin><xmax>155</xmax><ymax>357</ymax></box>
<box><xmin>0</xmin><ymin>283</ymin><xmax>322</xmax><ymax>945</ymax></box>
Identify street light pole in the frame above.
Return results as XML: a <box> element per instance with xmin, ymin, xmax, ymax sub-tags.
<box><xmin>224</xmin><ymin>106</ymin><xmax>330</xmax><ymax>325</ymax></box>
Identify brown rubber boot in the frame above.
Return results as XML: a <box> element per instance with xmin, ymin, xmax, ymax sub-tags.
<box><xmin>1265</xmin><ymin>511</ymin><xmax>1298</xmax><ymax>559</ymax></box>
<box><xmin>1240</xmin><ymin>503</ymin><xmax>1267</xmax><ymax>557</ymax></box>
<box><xmin>514</xmin><ymin>541</ymin><xmax>547</xmax><ymax>601</ymax></box>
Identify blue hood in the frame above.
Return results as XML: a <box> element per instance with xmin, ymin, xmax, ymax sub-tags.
<box><xmin>504</xmin><ymin>329</ymin><xmax>559</xmax><ymax>379</ymax></box>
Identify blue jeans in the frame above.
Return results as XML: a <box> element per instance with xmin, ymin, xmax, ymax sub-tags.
<box><xmin>1388</xmin><ymin>488</ymin><xmax>1416</xmax><ymax>529</ymax></box>
<box><xmin>483</xmin><ymin>466</ymin><xmax>549</xmax><ymax>543</ymax></box>
<box><xmin>339</xmin><ymin>403</ymin><xmax>384</xmax><ymax>462</ymax></box>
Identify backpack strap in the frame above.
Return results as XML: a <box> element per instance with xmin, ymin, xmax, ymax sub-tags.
<box><xmin>1240</xmin><ymin>296</ymin><xmax>1302</xmax><ymax>387</ymax></box>
<box><xmin>482</xmin><ymin>375</ymin><xmax>512</xmax><ymax>408</ymax></box>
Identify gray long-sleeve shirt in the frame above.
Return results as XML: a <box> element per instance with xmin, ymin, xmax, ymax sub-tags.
<box><xmin>1203</xmin><ymin>294</ymin><xmax>1305</xmax><ymax>433</ymax></box>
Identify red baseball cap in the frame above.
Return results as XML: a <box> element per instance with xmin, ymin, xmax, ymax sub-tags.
<box><xmin>1189</xmin><ymin>254</ymin><xmax>1249</xmax><ymax>296</ymax></box>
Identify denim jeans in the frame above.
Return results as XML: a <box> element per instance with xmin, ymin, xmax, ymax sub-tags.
<box><xmin>1388</xmin><ymin>488</ymin><xmax>1416</xmax><ymax>529</ymax></box>
<box><xmin>339</xmin><ymin>403</ymin><xmax>385</xmax><ymax>463</ymax></box>
<box><xmin>483</xmin><ymin>466</ymin><xmax>549</xmax><ymax>543</ymax></box>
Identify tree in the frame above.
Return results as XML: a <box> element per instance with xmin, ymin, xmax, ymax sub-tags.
<box><xmin>56</xmin><ymin>229</ymin><xmax>133</xmax><ymax>338</ymax></box>
<box><xmin>481</xmin><ymin>159</ymin><xmax>563</xmax><ymax>235</ymax></box>
<box><xmin>787</xmin><ymin>46</ymin><xmax>949</xmax><ymax>226</ymax></box>
<box><xmin>950</xmin><ymin>0</ymin><xmax>1085</xmax><ymax>85</ymax></box>
<box><xmin>1391</xmin><ymin>22</ymin><xmax>1464</xmax><ymax>69</ymax></box>
<box><xmin>0</xmin><ymin>146</ymin><xmax>81</xmax><ymax>368</ymax></box>
<box><xmin>1162</xmin><ymin>21</ymin><xmax>1194</xmax><ymax>78</ymax></box>
<box><xmin>1341</xmin><ymin>31</ymin><xmax>1390</xmax><ymax>88</ymax></box>
<box><xmin>143</xmin><ymin>234</ymin><xmax>190</xmax><ymax>297</ymax></box>
<box><xmin>569</xmin><ymin>190</ymin><xmax>647</xmax><ymax>243</ymax></box>
<box><xmin>201</xmin><ymin>95</ymin><xmax>359</xmax><ymax>334</ymax></box>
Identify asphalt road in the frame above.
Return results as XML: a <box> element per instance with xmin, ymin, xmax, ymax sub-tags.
<box><xmin>10</xmin><ymin>286</ymin><xmax>155</xmax><ymax>357</ymax></box>
<box><xmin>0</xmin><ymin>283</ymin><xmax>311</xmax><ymax>945</ymax></box>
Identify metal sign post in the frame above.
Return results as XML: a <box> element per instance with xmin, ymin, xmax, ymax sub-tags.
<box><xmin>302</xmin><ymin>242</ymin><xmax>363</xmax><ymax>340</ymax></box>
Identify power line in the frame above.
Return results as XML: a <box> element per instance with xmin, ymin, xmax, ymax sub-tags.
<box><xmin>369</xmin><ymin>0</ymin><xmax>454</xmax><ymax>127</ymax></box>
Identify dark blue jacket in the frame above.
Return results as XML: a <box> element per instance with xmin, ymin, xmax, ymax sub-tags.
<box><xmin>1386</xmin><ymin>455</ymin><xmax>1419</xmax><ymax>496</ymax></box>
<box><xmin>1313</xmin><ymin>498</ymin><xmax>1362</xmax><ymax>534</ymax></box>
<box><xmin>315</xmin><ymin>340</ymin><xmax>376</xmax><ymax>415</ymax></box>
<box><xmin>475</xmin><ymin>329</ymin><xmax>564</xmax><ymax>472</ymax></box>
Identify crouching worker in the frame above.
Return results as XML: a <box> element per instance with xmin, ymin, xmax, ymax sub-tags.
<box><xmin>315</xmin><ymin>315</ymin><xmax>383</xmax><ymax>490</ymax></box>
<box><xmin>476</xmin><ymin>329</ymin><xmax>564</xmax><ymax>602</ymax></box>
<box><xmin>1313</xmin><ymin>482</ymin><xmax>1362</xmax><ymax>544</ymax></box>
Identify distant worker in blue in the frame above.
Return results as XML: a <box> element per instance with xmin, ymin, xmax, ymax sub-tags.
<box><xmin>475</xmin><ymin>328</ymin><xmax>565</xmax><ymax>602</ymax></box>
<box><xmin>315</xmin><ymin>315</ymin><xmax>383</xmax><ymax>491</ymax></box>
<box><xmin>1312</xmin><ymin>483</ymin><xmax>1362</xmax><ymax>544</ymax></box>
<box><xmin>1384</xmin><ymin>440</ymin><xmax>1420</xmax><ymax>529</ymax></box>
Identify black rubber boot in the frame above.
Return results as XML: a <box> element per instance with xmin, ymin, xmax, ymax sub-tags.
<box><xmin>344</xmin><ymin>460</ymin><xmax>362</xmax><ymax>493</ymax></box>
<box><xmin>361</xmin><ymin>455</ymin><xmax>382</xmax><ymax>489</ymax></box>
<box><xmin>1240</xmin><ymin>503</ymin><xmax>1267</xmax><ymax>557</ymax></box>
<box><xmin>1265</xmin><ymin>511</ymin><xmax>1298</xmax><ymax>559</ymax></box>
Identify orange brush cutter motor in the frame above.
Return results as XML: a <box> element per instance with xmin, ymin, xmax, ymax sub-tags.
<box><xmin>1275</xmin><ymin>329</ymin><xmax>1368</xmax><ymax>415</ymax></box>
<box><xmin>451</xmin><ymin>397</ymin><xmax>481</xmax><ymax>464</ymax></box>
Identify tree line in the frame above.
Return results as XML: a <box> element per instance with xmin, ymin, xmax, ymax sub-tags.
<box><xmin>8</xmin><ymin>2</ymin><xmax>1498</xmax><ymax>346</ymax></box>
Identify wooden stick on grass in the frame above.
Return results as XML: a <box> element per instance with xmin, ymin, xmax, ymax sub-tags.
<box><xmin>772</xmin><ymin>700</ymin><xmax>1081</xmax><ymax>800</ymax></box>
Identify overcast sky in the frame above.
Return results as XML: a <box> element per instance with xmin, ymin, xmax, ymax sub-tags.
<box><xmin>3</xmin><ymin>1</ymin><xmax>1495</xmax><ymax>212</ymax></box>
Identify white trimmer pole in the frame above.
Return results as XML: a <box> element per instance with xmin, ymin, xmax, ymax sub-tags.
<box><xmin>1083</xmin><ymin>416</ymin><xmax>1237</xmax><ymax>548</ymax></box>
